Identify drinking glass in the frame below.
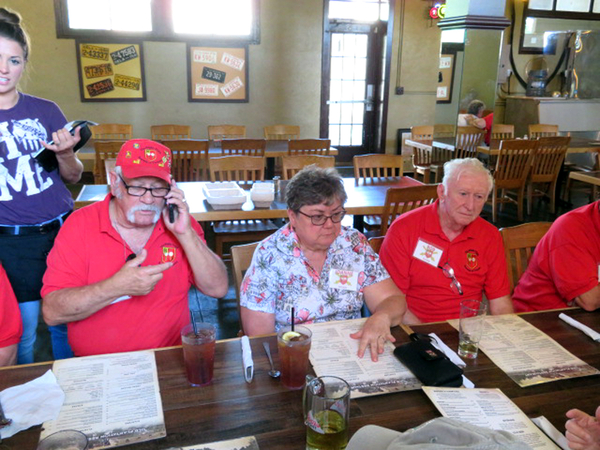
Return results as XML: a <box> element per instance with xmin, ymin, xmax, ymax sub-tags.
<box><xmin>458</xmin><ymin>299</ymin><xmax>486</xmax><ymax>359</ymax></box>
<box><xmin>277</xmin><ymin>325</ymin><xmax>312</xmax><ymax>390</ymax></box>
<box><xmin>181</xmin><ymin>322</ymin><xmax>216</xmax><ymax>386</ymax></box>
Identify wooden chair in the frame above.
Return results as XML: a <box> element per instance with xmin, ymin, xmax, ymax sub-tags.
<box><xmin>491</xmin><ymin>124</ymin><xmax>515</xmax><ymax>141</ymax></box>
<box><xmin>353</xmin><ymin>154</ymin><xmax>405</xmax><ymax>231</ymax></box>
<box><xmin>489</xmin><ymin>139</ymin><xmax>537</xmax><ymax>222</ymax></box>
<box><xmin>410</xmin><ymin>126</ymin><xmax>434</xmax><ymax>182</ymax></box>
<box><xmin>221</xmin><ymin>139</ymin><xmax>266</xmax><ymax>157</ymax></box>
<box><xmin>562</xmin><ymin>151</ymin><xmax>599</xmax><ymax>203</ymax></box>
<box><xmin>94</xmin><ymin>141</ymin><xmax>123</xmax><ymax>184</ymax></box>
<box><xmin>264</xmin><ymin>125</ymin><xmax>300</xmax><ymax>140</ymax></box>
<box><xmin>455</xmin><ymin>126</ymin><xmax>486</xmax><ymax>159</ymax></box>
<box><xmin>165</xmin><ymin>139</ymin><xmax>209</xmax><ymax>181</ymax></box>
<box><xmin>288</xmin><ymin>139</ymin><xmax>331</xmax><ymax>155</ymax></box>
<box><xmin>433</xmin><ymin>124</ymin><xmax>456</xmax><ymax>138</ymax></box>
<box><xmin>151</xmin><ymin>124</ymin><xmax>191</xmax><ymax>141</ymax></box>
<box><xmin>527</xmin><ymin>136</ymin><xmax>570</xmax><ymax>215</ymax></box>
<box><xmin>281</xmin><ymin>155</ymin><xmax>335</xmax><ymax>180</ymax></box>
<box><xmin>90</xmin><ymin>123</ymin><xmax>132</xmax><ymax>140</ymax></box>
<box><xmin>208</xmin><ymin>155</ymin><xmax>278</xmax><ymax>259</ymax></box>
<box><xmin>231</xmin><ymin>241</ymin><xmax>259</xmax><ymax>336</ymax></box>
<box><xmin>528</xmin><ymin>124</ymin><xmax>559</xmax><ymax>139</ymax></box>
<box><xmin>208</xmin><ymin>125</ymin><xmax>246</xmax><ymax>141</ymax></box>
<box><xmin>499</xmin><ymin>222</ymin><xmax>552</xmax><ymax>293</ymax></box>
<box><xmin>380</xmin><ymin>184</ymin><xmax>439</xmax><ymax>235</ymax></box>
<box><xmin>367</xmin><ymin>236</ymin><xmax>384</xmax><ymax>254</ymax></box>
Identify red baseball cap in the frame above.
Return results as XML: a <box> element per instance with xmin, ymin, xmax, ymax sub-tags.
<box><xmin>116</xmin><ymin>139</ymin><xmax>172</xmax><ymax>184</ymax></box>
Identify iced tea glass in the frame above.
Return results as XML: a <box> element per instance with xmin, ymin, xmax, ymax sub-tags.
<box><xmin>458</xmin><ymin>299</ymin><xmax>486</xmax><ymax>359</ymax></box>
<box><xmin>181</xmin><ymin>323</ymin><xmax>216</xmax><ymax>386</ymax></box>
<box><xmin>277</xmin><ymin>325</ymin><xmax>312</xmax><ymax>390</ymax></box>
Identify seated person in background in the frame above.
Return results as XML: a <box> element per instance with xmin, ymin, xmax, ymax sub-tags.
<box><xmin>240</xmin><ymin>166</ymin><xmax>406</xmax><ymax>361</ymax></box>
<box><xmin>457</xmin><ymin>99</ymin><xmax>486</xmax><ymax>129</ymax></box>
<box><xmin>379</xmin><ymin>158</ymin><xmax>513</xmax><ymax>324</ymax></box>
<box><xmin>565</xmin><ymin>406</ymin><xmax>600</xmax><ymax>450</ymax></box>
<box><xmin>42</xmin><ymin>139</ymin><xmax>228</xmax><ymax>357</ymax></box>
<box><xmin>483</xmin><ymin>112</ymin><xmax>494</xmax><ymax>145</ymax></box>
<box><xmin>512</xmin><ymin>202</ymin><xmax>600</xmax><ymax>313</ymax></box>
<box><xmin>0</xmin><ymin>262</ymin><xmax>22</xmax><ymax>366</ymax></box>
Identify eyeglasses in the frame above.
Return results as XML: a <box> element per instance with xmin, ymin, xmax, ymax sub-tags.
<box><xmin>297</xmin><ymin>209</ymin><xmax>346</xmax><ymax>226</ymax></box>
<box><xmin>119</xmin><ymin>175</ymin><xmax>170</xmax><ymax>198</ymax></box>
<box><xmin>439</xmin><ymin>262</ymin><xmax>463</xmax><ymax>295</ymax></box>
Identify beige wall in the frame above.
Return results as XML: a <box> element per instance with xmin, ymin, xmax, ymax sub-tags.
<box><xmin>8</xmin><ymin>0</ymin><xmax>440</xmax><ymax>153</ymax></box>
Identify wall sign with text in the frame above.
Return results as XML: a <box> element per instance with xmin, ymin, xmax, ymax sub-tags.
<box><xmin>76</xmin><ymin>42</ymin><xmax>146</xmax><ymax>102</ymax></box>
<box><xmin>187</xmin><ymin>45</ymin><xmax>249</xmax><ymax>103</ymax></box>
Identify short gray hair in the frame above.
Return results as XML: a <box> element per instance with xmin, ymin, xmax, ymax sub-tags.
<box><xmin>285</xmin><ymin>165</ymin><xmax>348</xmax><ymax>212</ymax></box>
<box><xmin>467</xmin><ymin>100</ymin><xmax>485</xmax><ymax>115</ymax></box>
<box><xmin>442</xmin><ymin>158</ymin><xmax>494</xmax><ymax>196</ymax></box>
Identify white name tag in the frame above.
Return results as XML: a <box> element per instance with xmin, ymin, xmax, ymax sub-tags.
<box><xmin>413</xmin><ymin>239</ymin><xmax>443</xmax><ymax>268</ymax></box>
<box><xmin>329</xmin><ymin>269</ymin><xmax>359</xmax><ymax>291</ymax></box>
<box><xmin>597</xmin><ymin>264</ymin><xmax>600</xmax><ymax>282</ymax></box>
<box><xmin>111</xmin><ymin>295</ymin><xmax>132</xmax><ymax>305</ymax></box>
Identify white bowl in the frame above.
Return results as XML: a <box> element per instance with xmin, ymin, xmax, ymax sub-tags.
<box><xmin>202</xmin><ymin>183</ymin><xmax>246</xmax><ymax>210</ymax></box>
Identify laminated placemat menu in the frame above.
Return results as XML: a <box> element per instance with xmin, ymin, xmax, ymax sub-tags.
<box><xmin>41</xmin><ymin>350</ymin><xmax>165</xmax><ymax>448</ymax></box>
<box><xmin>449</xmin><ymin>314</ymin><xmax>600</xmax><ymax>387</ymax></box>
<box><xmin>168</xmin><ymin>436</ymin><xmax>260</xmax><ymax>450</ymax></box>
<box><xmin>306</xmin><ymin>318</ymin><xmax>421</xmax><ymax>398</ymax></box>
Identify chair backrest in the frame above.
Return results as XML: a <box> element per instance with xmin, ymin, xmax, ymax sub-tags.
<box><xmin>411</xmin><ymin>125</ymin><xmax>434</xmax><ymax>140</ymax></box>
<box><xmin>367</xmin><ymin>236</ymin><xmax>384</xmax><ymax>254</ymax></box>
<box><xmin>94</xmin><ymin>141</ymin><xmax>123</xmax><ymax>183</ymax></box>
<box><xmin>433</xmin><ymin>124</ymin><xmax>456</xmax><ymax>138</ymax></box>
<box><xmin>281</xmin><ymin>155</ymin><xmax>336</xmax><ymax>180</ymax></box>
<box><xmin>165</xmin><ymin>139</ymin><xmax>209</xmax><ymax>181</ymax></box>
<box><xmin>493</xmin><ymin>139</ymin><xmax>538</xmax><ymax>189</ymax></box>
<box><xmin>491</xmin><ymin>124</ymin><xmax>515</xmax><ymax>141</ymax></box>
<box><xmin>499</xmin><ymin>222</ymin><xmax>552</xmax><ymax>292</ymax></box>
<box><xmin>288</xmin><ymin>139</ymin><xmax>331</xmax><ymax>155</ymax></box>
<box><xmin>209</xmin><ymin>155</ymin><xmax>265</xmax><ymax>182</ymax></box>
<box><xmin>151</xmin><ymin>124</ymin><xmax>191</xmax><ymax>140</ymax></box>
<box><xmin>530</xmin><ymin>136</ymin><xmax>570</xmax><ymax>183</ymax></box>
<box><xmin>528</xmin><ymin>124</ymin><xmax>559</xmax><ymax>139</ymax></box>
<box><xmin>221</xmin><ymin>138</ymin><xmax>266</xmax><ymax>156</ymax></box>
<box><xmin>455</xmin><ymin>126</ymin><xmax>485</xmax><ymax>159</ymax></box>
<box><xmin>264</xmin><ymin>125</ymin><xmax>300</xmax><ymax>140</ymax></box>
<box><xmin>380</xmin><ymin>184</ymin><xmax>439</xmax><ymax>235</ymax></box>
<box><xmin>231</xmin><ymin>241</ymin><xmax>260</xmax><ymax>336</ymax></box>
<box><xmin>208</xmin><ymin>125</ymin><xmax>246</xmax><ymax>141</ymax></box>
<box><xmin>90</xmin><ymin>123</ymin><xmax>132</xmax><ymax>140</ymax></box>
<box><xmin>353</xmin><ymin>154</ymin><xmax>404</xmax><ymax>184</ymax></box>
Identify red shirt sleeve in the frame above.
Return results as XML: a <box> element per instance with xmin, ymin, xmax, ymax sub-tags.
<box><xmin>0</xmin><ymin>264</ymin><xmax>22</xmax><ymax>348</ymax></box>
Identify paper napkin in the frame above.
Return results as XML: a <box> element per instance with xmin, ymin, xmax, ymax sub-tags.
<box><xmin>559</xmin><ymin>313</ymin><xmax>600</xmax><ymax>342</ymax></box>
<box><xmin>428</xmin><ymin>333</ymin><xmax>475</xmax><ymax>388</ymax></box>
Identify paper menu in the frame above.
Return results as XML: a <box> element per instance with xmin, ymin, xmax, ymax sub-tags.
<box><xmin>306</xmin><ymin>318</ymin><xmax>421</xmax><ymax>398</ymax></box>
<box><xmin>41</xmin><ymin>350</ymin><xmax>166</xmax><ymax>449</ymax></box>
<box><xmin>423</xmin><ymin>387</ymin><xmax>560</xmax><ymax>449</ymax></box>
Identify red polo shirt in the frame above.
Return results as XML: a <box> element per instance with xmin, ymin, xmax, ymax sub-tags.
<box><xmin>0</xmin><ymin>263</ymin><xmax>22</xmax><ymax>348</ymax></box>
<box><xmin>379</xmin><ymin>201</ymin><xmax>509</xmax><ymax>322</ymax></box>
<box><xmin>42</xmin><ymin>194</ymin><xmax>205</xmax><ymax>356</ymax></box>
<box><xmin>513</xmin><ymin>202</ymin><xmax>600</xmax><ymax>312</ymax></box>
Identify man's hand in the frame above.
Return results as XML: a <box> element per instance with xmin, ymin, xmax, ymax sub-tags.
<box><xmin>111</xmin><ymin>249</ymin><xmax>172</xmax><ymax>297</ymax></box>
<box><xmin>566</xmin><ymin>406</ymin><xmax>600</xmax><ymax>450</ymax></box>
<box><xmin>349</xmin><ymin>313</ymin><xmax>395</xmax><ymax>362</ymax></box>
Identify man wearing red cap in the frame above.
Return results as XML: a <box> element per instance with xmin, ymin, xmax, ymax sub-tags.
<box><xmin>41</xmin><ymin>139</ymin><xmax>228</xmax><ymax>357</ymax></box>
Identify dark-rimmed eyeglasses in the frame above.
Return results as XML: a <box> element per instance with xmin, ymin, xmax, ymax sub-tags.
<box><xmin>297</xmin><ymin>209</ymin><xmax>346</xmax><ymax>226</ymax></box>
<box><xmin>119</xmin><ymin>175</ymin><xmax>170</xmax><ymax>198</ymax></box>
<box><xmin>439</xmin><ymin>262</ymin><xmax>463</xmax><ymax>295</ymax></box>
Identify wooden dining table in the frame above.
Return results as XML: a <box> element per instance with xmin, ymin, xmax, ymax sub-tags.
<box><xmin>568</xmin><ymin>170</ymin><xmax>600</xmax><ymax>187</ymax></box>
<box><xmin>74</xmin><ymin>176</ymin><xmax>424</xmax><ymax>231</ymax></box>
<box><xmin>2</xmin><ymin>308</ymin><xmax>599</xmax><ymax>449</ymax></box>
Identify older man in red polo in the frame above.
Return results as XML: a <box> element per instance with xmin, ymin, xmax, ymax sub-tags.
<box><xmin>42</xmin><ymin>139</ymin><xmax>227</xmax><ymax>356</ymax></box>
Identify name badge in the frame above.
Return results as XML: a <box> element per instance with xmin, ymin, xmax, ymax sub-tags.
<box><xmin>413</xmin><ymin>239</ymin><xmax>443</xmax><ymax>268</ymax></box>
<box><xmin>329</xmin><ymin>269</ymin><xmax>359</xmax><ymax>291</ymax></box>
<box><xmin>597</xmin><ymin>264</ymin><xmax>600</xmax><ymax>282</ymax></box>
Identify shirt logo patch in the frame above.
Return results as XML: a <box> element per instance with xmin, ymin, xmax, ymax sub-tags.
<box><xmin>162</xmin><ymin>246</ymin><xmax>176</xmax><ymax>263</ymax></box>
<box><xmin>329</xmin><ymin>269</ymin><xmax>359</xmax><ymax>291</ymax></box>
<box><xmin>465</xmin><ymin>249</ymin><xmax>480</xmax><ymax>272</ymax></box>
<box><xmin>413</xmin><ymin>239</ymin><xmax>443</xmax><ymax>267</ymax></box>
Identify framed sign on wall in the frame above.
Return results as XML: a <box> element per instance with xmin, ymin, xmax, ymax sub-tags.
<box><xmin>187</xmin><ymin>45</ymin><xmax>249</xmax><ymax>103</ymax></box>
<box><xmin>436</xmin><ymin>53</ymin><xmax>455</xmax><ymax>104</ymax></box>
<box><xmin>76</xmin><ymin>42</ymin><xmax>146</xmax><ymax>102</ymax></box>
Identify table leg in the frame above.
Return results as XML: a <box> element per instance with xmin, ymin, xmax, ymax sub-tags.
<box><xmin>266</xmin><ymin>158</ymin><xmax>275</xmax><ymax>179</ymax></box>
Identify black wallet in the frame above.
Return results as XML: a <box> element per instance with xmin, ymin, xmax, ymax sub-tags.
<box><xmin>393</xmin><ymin>333</ymin><xmax>463</xmax><ymax>387</ymax></box>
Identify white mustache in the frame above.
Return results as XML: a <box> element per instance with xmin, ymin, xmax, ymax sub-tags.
<box><xmin>127</xmin><ymin>204</ymin><xmax>162</xmax><ymax>224</ymax></box>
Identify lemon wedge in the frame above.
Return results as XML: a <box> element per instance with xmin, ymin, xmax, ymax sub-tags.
<box><xmin>282</xmin><ymin>331</ymin><xmax>301</xmax><ymax>342</ymax></box>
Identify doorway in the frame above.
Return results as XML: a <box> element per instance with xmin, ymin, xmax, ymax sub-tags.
<box><xmin>320</xmin><ymin>0</ymin><xmax>392</xmax><ymax>162</ymax></box>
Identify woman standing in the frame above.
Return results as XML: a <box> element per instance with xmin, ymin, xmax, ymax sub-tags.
<box><xmin>0</xmin><ymin>8</ymin><xmax>82</xmax><ymax>363</ymax></box>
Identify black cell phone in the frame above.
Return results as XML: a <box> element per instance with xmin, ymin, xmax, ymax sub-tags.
<box><xmin>33</xmin><ymin>120</ymin><xmax>96</xmax><ymax>172</ymax></box>
<box><xmin>168</xmin><ymin>204</ymin><xmax>176</xmax><ymax>223</ymax></box>
<box><xmin>126</xmin><ymin>253</ymin><xmax>137</xmax><ymax>262</ymax></box>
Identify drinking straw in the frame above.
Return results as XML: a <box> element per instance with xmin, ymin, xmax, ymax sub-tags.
<box><xmin>190</xmin><ymin>311</ymin><xmax>199</xmax><ymax>336</ymax></box>
<box><xmin>291</xmin><ymin>307</ymin><xmax>295</xmax><ymax>332</ymax></box>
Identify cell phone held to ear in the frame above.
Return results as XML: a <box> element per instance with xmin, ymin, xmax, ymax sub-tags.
<box><xmin>168</xmin><ymin>204</ymin><xmax>176</xmax><ymax>224</ymax></box>
<box><xmin>33</xmin><ymin>120</ymin><xmax>96</xmax><ymax>172</ymax></box>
